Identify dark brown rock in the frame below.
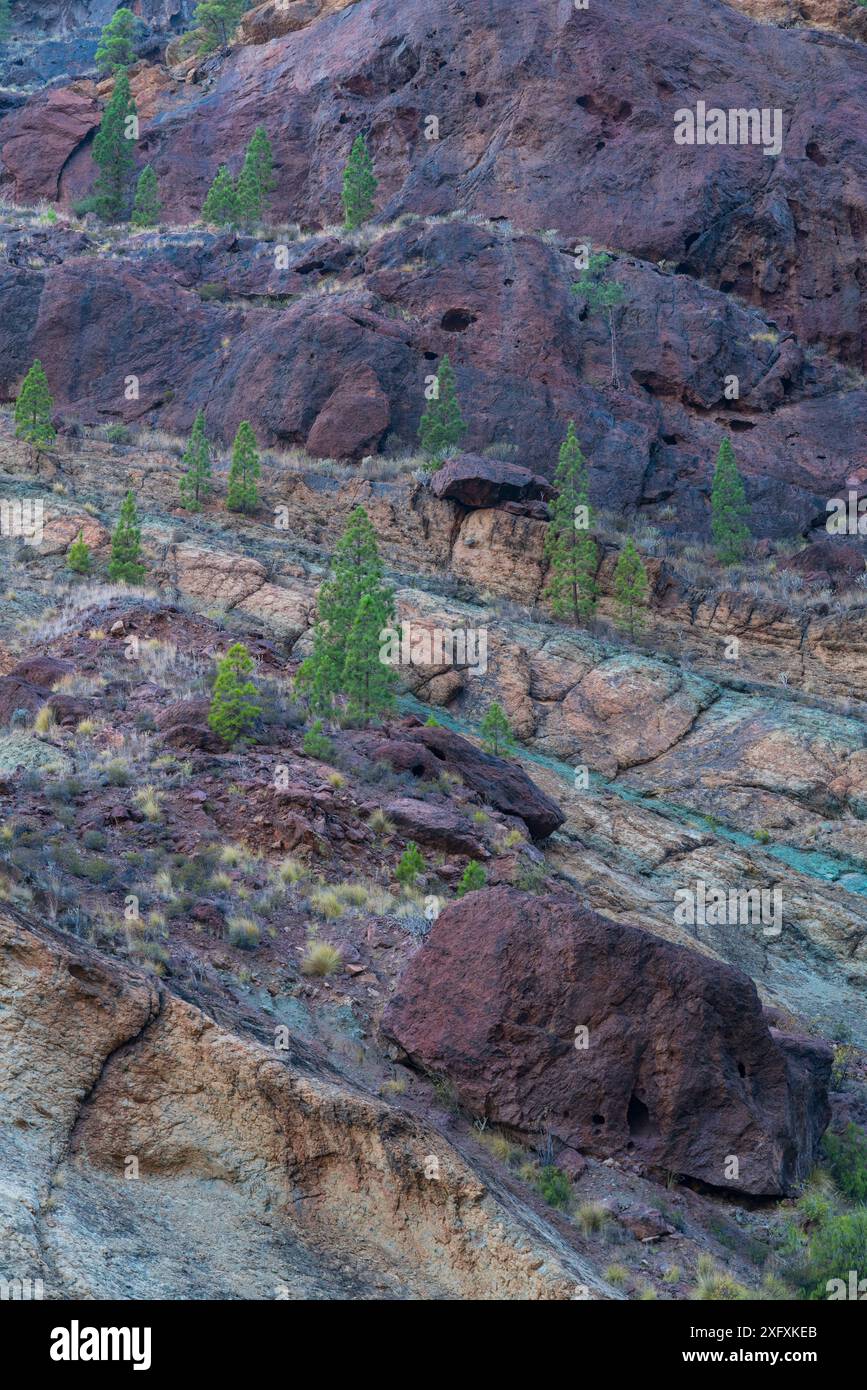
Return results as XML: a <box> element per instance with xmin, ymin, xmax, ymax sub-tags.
<box><xmin>779</xmin><ymin>537</ymin><xmax>867</xmax><ymax>590</ymax></box>
<box><xmin>429</xmin><ymin>455</ymin><xmax>553</xmax><ymax>509</ymax></box>
<box><xmin>383</xmin><ymin>796</ymin><xmax>485</xmax><ymax>857</ymax></box>
<box><xmin>156</xmin><ymin>697</ymin><xmax>224</xmax><ymax>751</ymax></box>
<box><xmin>305</xmin><ymin>365</ymin><xmax>390</xmax><ymax>460</ymax></box>
<box><xmin>411</xmin><ymin>725</ymin><xmax>565</xmax><ymax>839</ymax></box>
<box><xmin>9</xmin><ymin>656</ymin><xmax>73</xmax><ymax>688</ymax></box>
<box><xmin>382</xmin><ymin>888</ymin><xmax>833</xmax><ymax>1195</ymax></box>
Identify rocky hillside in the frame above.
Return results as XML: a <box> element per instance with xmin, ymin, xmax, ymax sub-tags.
<box><xmin>0</xmin><ymin>0</ymin><xmax>865</xmax><ymax>1305</ymax></box>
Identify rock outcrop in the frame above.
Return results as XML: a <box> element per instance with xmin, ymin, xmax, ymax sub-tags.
<box><xmin>383</xmin><ymin>887</ymin><xmax>833</xmax><ymax>1195</ymax></box>
<box><xmin>4</xmin><ymin>0</ymin><xmax>866</xmax><ymax>367</ymax></box>
<box><xmin>359</xmin><ymin>718</ymin><xmax>566</xmax><ymax>839</ymax></box>
<box><xmin>430</xmin><ymin>455</ymin><xmax>553</xmax><ymax>511</ymax></box>
<box><xmin>0</xmin><ymin>906</ymin><xmax>608</xmax><ymax>1299</ymax></box>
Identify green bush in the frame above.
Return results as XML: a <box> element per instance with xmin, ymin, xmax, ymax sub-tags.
<box><xmin>302</xmin><ymin>719</ymin><xmax>333</xmax><ymax>760</ymax></box>
<box><xmin>822</xmin><ymin>1125</ymin><xmax>867</xmax><ymax>1204</ymax></box>
<box><xmin>790</xmin><ymin>1208</ymin><xmax>867</xmax><ymax>1300</ymax></box>
<box><xmin>396</xmin><ymin>840</ymin><xmax>425</xmax><ymax>887</ymax></box>
<box><xmin>456</xmin><ymin>859</ymin><xmax>486</xmax><ymax>896</ymax></box>
<box><xmin>537</xmin><ymin>1165</ymin><xmax>571</xmax><ymax>1210</ymax></box>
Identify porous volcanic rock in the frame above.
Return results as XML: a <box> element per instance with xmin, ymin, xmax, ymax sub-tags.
<box><xmin>382</xmin><ymin>888</ymin><xmax>833</xmax><ymax>1195</ymax></box>
<box><xmin>2</xmin><ymin>217</ymin><xmax>863</xmax><ymax>536</ymax></box>
<box><xmin>429</xmin><ymin>455</ymin><xmax>553</xmax><ymax>510</ymax></box>
<box><xmin>5</xmin><ymin>0</ymin><xmax>866</xmax><ymax>364</ymax></box>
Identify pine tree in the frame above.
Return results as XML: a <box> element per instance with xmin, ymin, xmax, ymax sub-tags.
<box><xmin>208</xmin><ymin>642</ymin><xmax>261</xmax><ymax>745</ymax></box>
<box><xmin>108</xmin><ymin>489</ymin><xmax>146</xmax><ymax>584</ymax></box>
<box><xmin>179</xmin><ymin>410</ymin><xmax>212</xmax><ymax>511</ymax></box>
<box><xmin>544</xmin><ymin>420</ymin><xmax>597</xmax><ymax>622</ymax></box>
<box><xmin>131</xmin><ymin>164</ymin><xmax>161</xmax><ymax>227</ymax></box>
<box><xmin>341</xmin><ymin>134</ymin><xmax>377</xmax><ymax>230</ymax></box>
<box><xmin>396</xmin><ymin>841</ymin><xmax>425</xmax><ymax>887</ymax></box>
<box><xmin>572</xmin><ymin>251</ymin><xmax>626</xmax><ymax>388</ymax></box>
<box><xmin>194</xmin><ymin>0</ymin><xmax>248</xmax><ymax>54</ymax></box>
<box><xmin>480</xmin><ymin>701</ymin><xmax>514</xmax><ymax>758</ymax></box>
<box><xmin>67</xmin><ymin>530</ymin><xmax>92</xmax><ymax>575</ymax></box>
<box><xmin>418</xmin><ymin>355</ymin><xmax>467</xmax><ymax>464</ymax></box>
<box><xmin>613</xmin><ymin>537</ymin><xmax>649</xmax><ymax>641</ymax></box>
<box><xmin>457</xmin><ymin>860</ymin><xmax>486</xmax><ymax>896</ymax></box>
<box><xmin>95</xmin><ymin>7</ymin><xmax>138</xmax><ymax>73</ymax></box>
<box><xmin>226</xmin><ymin>421</ymin><xmax>260</xmax><ymax>513</ymax></box>
<box><xmin>236</xmin><ymin>126</ymin><xmax>275</xmax><ymax>227</ymax></box>
<box><xmin>343</xmin><ymin>591</ymin><xmax>396</xmax><ymax>723</ymax></box>
<box><xmin>91</xmin><ymin>69</ymin><xmax>137</xmax><ymax>221</ymax></box>
<box><xmin>711</xmin><ymin>436</ymin><xmax>750</xmax><ymax>565</ymax></box>
<box><xmin>14</xmin><ymin>360</ymin><xmax>56</xmax><ymax>451</ymax></box>
<box><xmin>296</xmin><ymin>506</ymin><xmax>395</xmax><ymax>720</ymax></box>
<box><xmin>202</xmin><ymin>164</ymin><xmax>239</xmax><ymax>226</ymax></box>
<box><xmin>0</xmin><ymin>2</ymin><xmax>12</xmax><ymax>41</ymax></box>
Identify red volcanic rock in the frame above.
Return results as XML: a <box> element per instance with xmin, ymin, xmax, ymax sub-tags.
<box><xmin>0</xmin><ymin>86</ymin><xmax>100</xmax><ymax>205</ymax></box>
<box><xmin>0</xmin><ymin>678</ymin><xmax>44</xmax><ymax>726</ymax></box>
<box><xmin>429</xmin><ymin>454</ymin><xmax>553</xmax><ymax>509</ymax></box>
<box><xmin>305</xmin><ymin>365</ymin><xmax>390</xmax><ymax>460</ymax></box>
<box><xmin>5</xmin><ymin>0</ymin><xmax>865</xmax><ymax>363</ymax></box>
<box><xmin>358</xmin><ymin>720</ymin><xmax>565</xmax><ymax>839</ymax></box>
<box><xmin>156</xmin><ymin>697</ymin><xmax>224</xmax><ymax>751</ymax></box>
<box><xmin>8</xmin><ymin>656</ymin><xmax>72</xmax><ymax>687</ymax></box>
<box><xmin>382</xmin><ymin>888</ymin><xmax>832</xmax><ymax>1195</ymax></box>
<box><xmin>779</xmin><ymin>537</ymin><xmax>867</xmax><ymax>589</ymax></box>
<box><xmin>383</xmin><ymin>796</ymin><xmax>486</xmax><ymax>857</ymax></box>
<box><xmin>2</xmin><ymin>218</ymin><xmax>863</xmax><ymax>538</ymax></box>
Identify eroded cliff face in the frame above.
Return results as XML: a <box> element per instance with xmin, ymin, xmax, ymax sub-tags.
<box><xmin>2</xmin><ymin>0</ymin><xmax>867</xmax><ymax>364</ymax></box>
<box><xmin>1</xmin><ymin>907</ymin><xmax>607</xmax><ymax>1299</ymax></box>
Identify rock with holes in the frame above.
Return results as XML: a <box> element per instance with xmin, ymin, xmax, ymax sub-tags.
<box><xmin>381</xmin><ymin>887</ymin><xmax>832</xmax><ymax>1195</ymax></box>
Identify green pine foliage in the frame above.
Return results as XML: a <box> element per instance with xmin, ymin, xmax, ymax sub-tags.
<box><xmin>295</xmin><ymin>505</ymin><xmax>396</xmax><ymax>723</ymax></box>
<box><xmin>396</xmin><ymin>841</ymin><xmax>425</xmax><ymax>887</ymax></box>
<box><xmin>202</xmin><ymin>165</ymin><xmax>239</xmax><ymax>225</ymax></box>
<box><xmin>208</xmin><ymin>642</ymin><xmax>261</xmax><ymax>745</ymax></box>
<box><xmin>301</xmin><ymin>719</ymin><xmax>334</xmax><ymax>760</ymax></box>
<box><xmin>179</xmin><ymin>410</ymin><xmax>212</xmax><ymax>511</ymax></box>
<box><xmin>67</xmin><ymin>530</ymin><xmax>92</xmax><ymax>575</ymax></box>
<box><xmin>194</xmin><ymin>0</ymin><xmax>248</xmax><ymax>54</ymax></box>
<box><xmin>480</xmin><ymin>702</ymin><xmax>514</xmax><ymax>758</ymax></box>
<box><xmin>91</xmin><ymin>69</ymin><xmax>137</xmax><ymax>221</ymax></box>
<box><xmin>613</xmin><ymin>537</ymin><xmax>649</xmax><ymax>640</ymax></box>
<box><xmin>236</xmin><ymin>126</ymin><xmax>275</xmax><ymax>226</ymax></box>
<box><xmin>341</xmin><ymin>134</ymin><xmax>377</xmax><ymax>230</ymax></box>
<box><xmin>226</xmin><ymin>421</ymin><xmax>260</xmax><ymax>513</ymax></box>
<box><xmin>343</xmin><ymin>592</ymin><xmax>397</xmax><ymax>724</ymax></box>
<box><xmin>108</xmin><ymin>490</ymin><xmax>146</xmax><ymax>584</ymax></box>
<box><xmin>131</xmin><ymin>164</ymin><xmax>161</xmax><ymax>227</ymax></box>
<box><xmin>14</xmin><ymin>360</ymin><xmax>56</xmax><ymax>450</ymax></box>
<box><xmin>821</xmin><ymin>1124</ymin><xmax>867</xmax><ymax>1205</ymax></box>
<box><xmin>571</xmin><ymin>251</ymin><xmax>625</xmax><ymax>387</ymax></box>
<box><xmin>544</xmin><ymin>420</ymin><xmax>598</xmax><ymax>622</ymax></box>
<box><xmin>95</xmin><ymin>7</ymin><xmax>138</xmax><ymax>73</ymax></box>
<box><xmin>456</xmin><ymin>860</ymin><xmax>487</xmax><ymax>896</ymax></box>
<box><xmin>418</xmin><ymin>355</ymin><xmax>467</xmax><ymax>465</ymax></box>
<box><xmin>711</xmin><ymin>437</ymin><xmax>750</xmax><ymax>565</ymax></box>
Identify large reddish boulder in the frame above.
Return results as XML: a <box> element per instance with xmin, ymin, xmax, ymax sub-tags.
<box><xmin>359</xmin><ymin>719</ymin><xmax>565</xmax><ymax>839</ymax></box>
<box><xmin>429</xmin><ymin>454</ymin><xmax>553</xmax><ymax>509</ymax></box>
<box><xmin>382</xmin><ymin>888</ymin><xmax>833</xmax><ymax>1195</ymax></box>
